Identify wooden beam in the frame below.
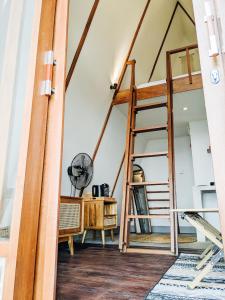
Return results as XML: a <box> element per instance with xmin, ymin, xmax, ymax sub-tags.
<box><xmin>92</xmin><ymin>101</ymin><xmax>113</xmax><ymax>161</ymax></box>
<box><xmin>148</xmin><ymin>1</ymin><xmax>195</xmax><ymax>82</ymax></box>
<box><xmin>173</xmin><ymin>73</ymin><xmax>202</xmax><ymax>93</ymax></box>
<box><xmin>65</xmin><ymin>0</ymin><xmax>100</xmax><ymax>90</ymax></box>
<box><xmin>186</xmin><ymin>48</ymin><xmax>192</xmax><ymax>84</ymax></box>
<box><xmin>113</xmin><ymin>73</ymin><xmax>202</xmax><ymax>105</ymax></box>
<box><xmin>111</xmin><ymin>151</ymin><xmax>125</xmax><ymax>197</ymax></box>
<box><xmin>92</xmin><ymin>0</ymin><xmax>151</xmax><ymax>161</ymax></box>
<box><xmin>33</xmin><ymin>0</ymin><xmax>69</xmax><ymax>299</ymax></box>
<box><xmin>115</xmin><ymin>0</ymin><xmax>151</xmax><ymax>95</ymax></box>
<box><xmin>92</xmin><ymin>61</ymin><xmax>136</xmax><ymax>162</ymax></box>
<box><xmin>148</xmin><ymin>2</ymin><xmax>179</xmax><ymax>82</ymax></box>
<box><xmin>168</xmin><ymin>43</ymin><xmax>198</xmax><ymax>55</ymax></box>
<box><xmin>177</xmin><ymin>1</ymin><xmax>195</xmax><ymax>26</ymax></box>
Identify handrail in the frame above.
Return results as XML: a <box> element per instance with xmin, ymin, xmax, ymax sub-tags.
<box><xmin>168</xmin><ymin>44</ymin><xmax>198</xmax><ymax>85</ymax></box>
<box><xmin>168</xmin><ymin>43</ymin><xmax>198</xmax><ymax>54</ymax></box>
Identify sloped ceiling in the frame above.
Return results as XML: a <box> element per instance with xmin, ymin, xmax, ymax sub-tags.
<box><xmin>125</xmin><ymin>0</ymin><xmax>197</xmax><ymax>85</ymax></box>
<box><xmin>67</xmin><ymin>0</ymin><xmax>197</xmax><ymax>88</ymax></box>
<box><xmin>63</xmin><ymin>0</ymin><xmax>201</xmax><ymax>196</ymax></box>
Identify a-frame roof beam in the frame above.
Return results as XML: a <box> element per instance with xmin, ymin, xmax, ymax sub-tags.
<box><xmin>66</xmin><ymin>0</ymin><xmax>100</xmax><ymax>90</ymax></box>
<box><xmin>178</xmin><ymin>1</ymin><xmax>195</xmax><ymax>26</ymax></box>
<box><xmin>148</xmin><ymin>1</ymin><xmax>195</xmax><ymax>82</ymax></box>
<box><xmin>114</xmin><ymin>0</ymin><xmax>152</xmax><ymax>96</ymax></box>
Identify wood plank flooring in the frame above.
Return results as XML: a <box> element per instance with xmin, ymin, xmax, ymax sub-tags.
<box><xmin>56</xmin><ymin>244</ymin><xmax>176</xmax><ymax>300</ymax></box>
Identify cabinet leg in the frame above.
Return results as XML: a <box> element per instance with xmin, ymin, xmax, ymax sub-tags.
<box><xmin>101</xmin><ymin>230</ymin><xmax>105</xmax><ymax>247</ymax></box>
<box><xmin>68</xmin><ymin>236</ymin><xmax>74</xmax><ymax>256</ymax></box>
<box><xmin>111</xmin><ymin>229</ymin><xmax>114</xmax><ymax>241</ymax></box>
<box><xmin>82</xmin><ymin>230</ymin><xmax>87</xmax><ymax>244</ymax></box>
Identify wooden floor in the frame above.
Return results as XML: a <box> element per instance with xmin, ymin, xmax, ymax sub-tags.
<box><xmin>56</xmin><ymin>244</ymin><xmax>176</xmax><ymax>300</ymax></box>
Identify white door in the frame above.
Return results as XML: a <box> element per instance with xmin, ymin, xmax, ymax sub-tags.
<box><xmin>193</xmin><ymin>0</ymin><xmax>225</xmax><ymax>250</ymax></box>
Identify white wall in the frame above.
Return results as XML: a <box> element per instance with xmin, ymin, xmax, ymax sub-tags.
<box><xmin>189</xmin><ymin>120</ymin><xmax>215</xmax><ymax>186</ymax></box>
<box><xmin>189</xmin><ymin>120</ymin><xmax>218</xmax><ymax>231</ymax></box>
<box><xmin>62</xmin><ymin>0</ymin><xmax>153</xmax><ymax>220</ymax></box>
<box><xmin>139</xmin><ymin>136</ymin><xmax>195</xmax><ymax>230</ymax></box>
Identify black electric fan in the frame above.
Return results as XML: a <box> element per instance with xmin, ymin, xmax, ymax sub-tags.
<box><xmin>67</xmin><ymin>153</ymin><xmax>93</xmax><ymax>197</ymax></box>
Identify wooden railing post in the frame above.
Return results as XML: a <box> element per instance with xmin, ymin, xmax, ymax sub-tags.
<box><xmin>148</xmin><ymin>1</ymin><xmax>195</xmax><ymax>82</ymax></box>
<box><xmin>186</xmin><ymin>47</ymin><xmax>193</xmax><ymax>84</ymax></box>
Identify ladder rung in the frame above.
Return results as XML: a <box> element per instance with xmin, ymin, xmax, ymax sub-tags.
<box><xmin>128</xmin><ymin>214</ymin><xmax>170</xmax><ymax>219</ymax></box>
<box><xmin>126</xmin><ymin>248</ymin><xmax>175</xmax><ymax>256</ymax></box>
<box><xmin>147</xmin><ymin>199</ymin><xmax>169</xmax><ymax>201</ymax></box>
<box><xmin>130</xmin><ymin>182</ymin><xmax>169</xmax><ymax>187</ymax></box>
<box><xmin>132</xmin><ymin>125</ymin><xmax>167</xmax><ymax>134</ymax></box>
<box><xmin>148</xmin><ymin>207</ymin><xmax>170</xmax><ymax>210</ymax></box>
<box><xmin>147</xmin><ymin>191</ymin><xmax>169</xmax><ymax>194</ymax></box>
<box><xmin>134</xmin><ymin>102</ymin><xmax>167</xmax><ymax>112</ymax></box>
<box><xmin>130</xmin><ymin>181</ymin><xmax>169</xmax><ymax>186</ymax></box>
<box><xmin>131</xmin><ymin>151</ymin><xmax>168</xmax><ymax>159</ymax></box>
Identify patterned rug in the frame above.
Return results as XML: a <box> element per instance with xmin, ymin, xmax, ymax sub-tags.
<box><xmin>146</xmin><ymin>253</ymin><xmax>225</xmax><ymax>300</ymax></box>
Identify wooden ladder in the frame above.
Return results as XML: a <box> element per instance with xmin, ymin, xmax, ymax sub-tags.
<box><xmin>119</xmin><ymin>59</ymin><xmax>178</xmax><ymax>256</ymax></box>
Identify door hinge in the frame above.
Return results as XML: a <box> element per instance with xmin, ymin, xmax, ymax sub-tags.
<box><xmin>204</xmin><ymin>0</ymin><xmax>220</xmax><ymax>57</ymax></box>
<box><xmin>41</xmin><ymin>50</ymin><xmax>55</xmax><ymax>96</ymax></box>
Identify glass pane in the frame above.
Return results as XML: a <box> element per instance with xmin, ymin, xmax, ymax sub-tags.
<box><xmin>0</xmin><ymin>257</ymin><xmax>5</xmax><ymax>300</ymax></box>
<box><xmin>0</xmin><ymin>0</ymin><xmax>35</xmax><ymax>239</ymax></box>
<box><xmin>0</xmin><ymin>0</ymin><xmax>12</xmax><ymax>78</ymax></box>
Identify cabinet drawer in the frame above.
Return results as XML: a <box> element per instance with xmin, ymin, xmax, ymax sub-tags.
<box><xmin>104</xmin><ymin>216</ymin><xmax>116</xmax><ymax>227</ymax></box>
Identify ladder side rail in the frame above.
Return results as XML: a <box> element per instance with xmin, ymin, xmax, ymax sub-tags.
<box><xmin>124</xmin><ymin>88</ymin><xmax>137</xmax><ymax>251</ymax></box>
<box><xmin>119</xmin><ymin>61</ymin><xmax>136</xmax><ymax>251</ymax></box>
<box><xmin>166</xmin><ymin>51</ymin><xmax>178</xmax><ymax>255</ymax></box>
<box><xmin>123</xmin><ymin>62</ymin><xmax>137</xmax><ymax>251</ymax></box>
<box><xmin>119</xmin><ymin>92</ymin><xmax>133</xmax><ymax>250</ymax></box>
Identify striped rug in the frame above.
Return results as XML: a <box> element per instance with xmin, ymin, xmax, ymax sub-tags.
<box><xmin>146</xmin><ymin>253</ymin><xmax>225</xmax><ymax>300</ymax></box>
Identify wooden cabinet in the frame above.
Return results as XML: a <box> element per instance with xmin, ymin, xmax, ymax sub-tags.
<box><xmin>82</xmin><ymin>197</ymin><xmax>117</xmax><ymax>246</ymax></box>
<box><xmin>58</xmin><ymin>196</ymin><xmax>84</xmax><ymax>255</ymax></box>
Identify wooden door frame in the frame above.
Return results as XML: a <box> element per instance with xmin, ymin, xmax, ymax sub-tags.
<box><xmin>192</xmin><ymin>0</ymin><xmax>225</xmax><ymax>251</ymax></box>
<box><xmin>0</xmin><ymin>0</ymin><xmax>69</xmax><ymax>299</ymax></box>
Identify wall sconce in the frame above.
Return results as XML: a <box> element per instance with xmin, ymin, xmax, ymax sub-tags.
<box><xmin>207</xmin><ymin>145</ymin><xmax>211</xmax><ymax>153</ymax></box>
<box><xmin>110</xmin><ymin>83</ymin><xmax>118</xmax><ymax>90</ymax></box>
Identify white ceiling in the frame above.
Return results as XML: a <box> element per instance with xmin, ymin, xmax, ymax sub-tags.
<box><xmin>68</xmin><ymin>0</ymin><xmax>197</xmax><ymax>89</ymax></box>
<box><xmin>67</xmin><ymin>0</ymin><xmax>202</xmax><ymax>142</ymax></box>
<box><xmin>116</xmin><ymin>89</ymin><xmax>206</xmax><ymax>140</ymax></box>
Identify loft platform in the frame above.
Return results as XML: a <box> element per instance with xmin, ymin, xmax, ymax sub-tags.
<box><xmin>113</xmin><ymin>71</ymin><xmax>202</xmax><ymax>105</ymax></box>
